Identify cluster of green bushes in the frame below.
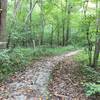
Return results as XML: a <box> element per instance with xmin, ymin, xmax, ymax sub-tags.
<box><xmin>0</xmin><ymin>45</ymin><xmax>76</xmax><ymax>82</ymax></box>
<box><xmin>75</xmin><ymin>51</ymin><xmax>100</xmax><ymax>97</ymax></box>
<box><xmin>0</xmin><ymin>48</ymin><xmax>30</xmax><ymax>82</ymax></box>
<box><xmin>84</xmin><ymin>82</ymin><xmax>100</xmax><ymax>96</ymax></box>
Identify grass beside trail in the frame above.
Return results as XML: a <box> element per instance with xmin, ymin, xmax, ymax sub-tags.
<box><xmin>0</xmin><ymin>45</ymin><xmax>78</xmax><ymax>82</ymax></box>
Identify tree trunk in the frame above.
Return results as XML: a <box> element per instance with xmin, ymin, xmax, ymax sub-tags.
<box><xmin>65</xmin><ymin>0</ymin><xmax>71</xmax><ymax>45</ymax></box>
<box><xmin>93</xmin><ymin>39</ymin><xmax>100</xmax><ymax>67</ymax></box>
<box><xmin>0</xmin><ymin>0</ymin><xmax>7</xmax><ymax>49</ymax></box>
<box><xmin>40</xmin><ymin>0</ymin><xmax>44</xmax><ymax>45</ymax></box>
<box><xmin>57</xmin><ymin>17</ymin><xmax>60</xmax><ymax>46</ymax></box>
<box><xmin>30</xmin><ymin>0</ymin><xmax>32</xmax><ymax>32</ymax></box>
<box><xmin>13</xmin><ymin>0</ymin><xmax>21</xmax><ymax>17</ymax></box>
<box><xmin>92</xmin><ymin>0</ymin><xmax>100</xmax><ymax>68</ymax></box>
<box><xmin>62</xmin><ymin>19</ymin><xmax>65</xmax><ymax>46</ymax></box>
<box><xmin>86</xmin><ymin>23</ymin><xmax>92</xmax><ymax>66</ymax></box>
<box><xmin>61</xmin><ymin>0</ymin><xmax>65</xmax><ymax>46</ymax></box>
<box><xmin>50</xmin><ymin>24</ymin><xmax>53</xmax><ymax>47</ymax></box>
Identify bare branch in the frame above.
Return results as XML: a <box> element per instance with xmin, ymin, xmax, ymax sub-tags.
<box><xmin>24</xmin><ymin>0</ymin><xmax>38</xmax><ymax>24</ymax></box>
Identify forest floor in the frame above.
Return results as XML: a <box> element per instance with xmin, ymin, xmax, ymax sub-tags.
<box><xmin>0</xmin><ymin>50</ymin><xmax>89</xmax><ymax>100</ymax></box>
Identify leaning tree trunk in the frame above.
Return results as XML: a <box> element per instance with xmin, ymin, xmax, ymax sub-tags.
<box><xmin>0</xmin><ymin>0</ymin><xmax>7</xmax><ymax>49</ymax></box>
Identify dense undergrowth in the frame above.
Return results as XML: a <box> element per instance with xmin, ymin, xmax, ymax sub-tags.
<box><xmin>74</xmin><ymin>51</ymin><xmax>100</xmax><ymax>97</ymax></box>
<box><xmin>0</xmin><ymin>45</ymin><xmax>77</xmax><ymax>82</ymax></box>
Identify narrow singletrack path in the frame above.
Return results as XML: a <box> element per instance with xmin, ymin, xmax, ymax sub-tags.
<box><xmin>0</xmin><ymin>50</ymin><xmax>81</xmax><ymax>100</ymax></box>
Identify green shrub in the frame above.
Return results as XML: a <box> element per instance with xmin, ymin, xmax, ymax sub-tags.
<box><xmin>74</xmin><ymin>51</ymin><xmax>88</xmax><ymax>63</ymax></box>
<box><xmin>0</xmin><ymin>46</ymin><xmax>76</xmax><ymax>82</ymax></box>
<box><xmin>80</xmin><ymin>65</ymin><xmax>100</xmax><ymax>82</ymax></box>
<box><xmin>0</xmin><ymin>50</ymin><xmax>12</xmax><ymax>81</ymax></box>
<box><xmin>84</xmin><ymin>82</ymin><xmax>100</xmax><ymax>96</ymax></box>
<box><xmin>0</xmin><ymin>48</ymin><xmax>34</xmax><ymax>81</ymax></box>
<box><xmin>74</xmin><ymin>51</ymin><xmax>100</xmax><ymax>97</ymax></box>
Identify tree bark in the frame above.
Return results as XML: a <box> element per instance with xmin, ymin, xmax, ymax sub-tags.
<box><xmin>61</xmin><ymin>0</ymin><xmax>65</xmax><ymax>46</ymax></box>
<box><xmin>57</xmin><ymin>17</ymin><xmax>60</xmax><ymax>46</ymax></box>
<box><xmin>13</xmin><ymin>0</ymin><xmax>21</xmax><ymax>17</ymax></box>
<box><xmin>65</xmin><ymin>0</ymin><xmax>71</xmax><ymax>45</ymax></box>
<box><xmin>92</xmin><ymin>0</ymin><xmax>100</xmax><ymax>68</ymax></box>
<box><xmin>93</xmin><ymin>39</ymin><xmax>100</xmax><ymax>67</ymax></box>
<box><xmin>50</xmin><ymin>24</ymin><xmax>53</xmax><ymax>47</ymax></box>
<box><xmin>30</xmin><ymin>0</ymin><xmax>32</xmax><ymax>32</ymax></box>
<box><xmin>0</xmin><ymin>0</ymin><xmax>7</xmax><ymax>48</ymax></box>
<box><xmin>40</xmin><ymin>0</ymin><xmax>45</xmax><ymax>45</ymax></box>
<box><xmin>62</xmin><ymin>19</ymin><xmax>65</xmax><ymax>46</ymax></box>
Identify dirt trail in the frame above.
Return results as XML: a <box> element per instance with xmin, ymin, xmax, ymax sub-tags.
<box><xmin>0</xmin><ymin>50</ymin><xmax>81</xmax><ymax>100</ymax></box>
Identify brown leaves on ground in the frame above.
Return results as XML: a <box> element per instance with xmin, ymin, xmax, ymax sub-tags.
<box><xmin>48</xmin><ymin>57</ymin><xmax>88</xmax><ymax>100</ymax></box>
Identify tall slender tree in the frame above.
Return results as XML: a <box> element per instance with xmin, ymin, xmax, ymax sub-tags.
<box><xmin>92</xmin><ymin>0</ymin><xmax>100</xmax><ymax>68</ymax></box>
<box><xmin>65</xmin><ymin>0</ymin><xmax>71</xmax><ymax>45</ymax></box>
<box><xmin>57</xmin><ymin>16</ymin><xmax>60</xmax><ymax>46</ymax></box>
<box><xmin>50</xmin><ymin>23</ymin><xmax>54</xmax><ymax>47</ymax></box>
<box><xmin>40</xmin><ymin>0</ymin><xmax>45</xmax><ymax>45</ymax></box>
<box><xmin>61</xmin><ymin>0</ymin><xmax>65</xmax><ymax>46</ymax></box>
<box><xmin>30</xmin><ymin>0</ymin><xmax>32</xmax><ymax>32</ymax></box>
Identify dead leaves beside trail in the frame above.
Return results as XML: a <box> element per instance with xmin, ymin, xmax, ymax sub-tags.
<box><xmin>48</xmin><ymin>57</ymin><xmax>88</xmax><ymax>100</ymax></box>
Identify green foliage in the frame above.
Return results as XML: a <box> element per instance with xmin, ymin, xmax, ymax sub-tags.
<box><xmin>75</xmin><ymin>51</ymin><xmax>100</xmax><ymax>97</ymax></box>
<box><xmin>3</xmin><ymin>1</ymin><xmax>99</xmax><ymax>97</ymax></box>
<box><xmin>0</xmin><ymin>50</ymin><xmax>12</xmax><ymax>81</ymax></box>
<box><xmin>75</xmin><ymin>51</ymin><xmax>100</xmax><ymax>81</ymax></box>
<box><xmin>7</xmin><ymin>0</ymin><xmax>84</xmax><ymax>47</ymax></box>
<box><xmin>74</xmin><ymin>51</ymin><xmax>88</xmax><ymax>63</ymax></box>
<box><xmin>79</xmin><ymin>14</ymin><xmax>96</xmax><ymax>46</ymax></box>
<box><xmin>81</xmin><ymin>65</ymin><xmax>100</xmax><ymax>81</ymax></box>
<box><xmin>0</xmin><ymin>49</ymin><xmax>28</xmax><ymax>82</ymax></box>
<box><xmin>0</xmin><ymin>46</ymin><xmax>76</xmax><ymax>82</ymax></box>
<box><xmin>10</xmin><ymin>31</ymin><xmax>33</xmax><ymax>46</ymax></box>
<box><xmin>84</xmin><ymin>82</ymin><xmax>100</xmax><ymax>96</ymax></box>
